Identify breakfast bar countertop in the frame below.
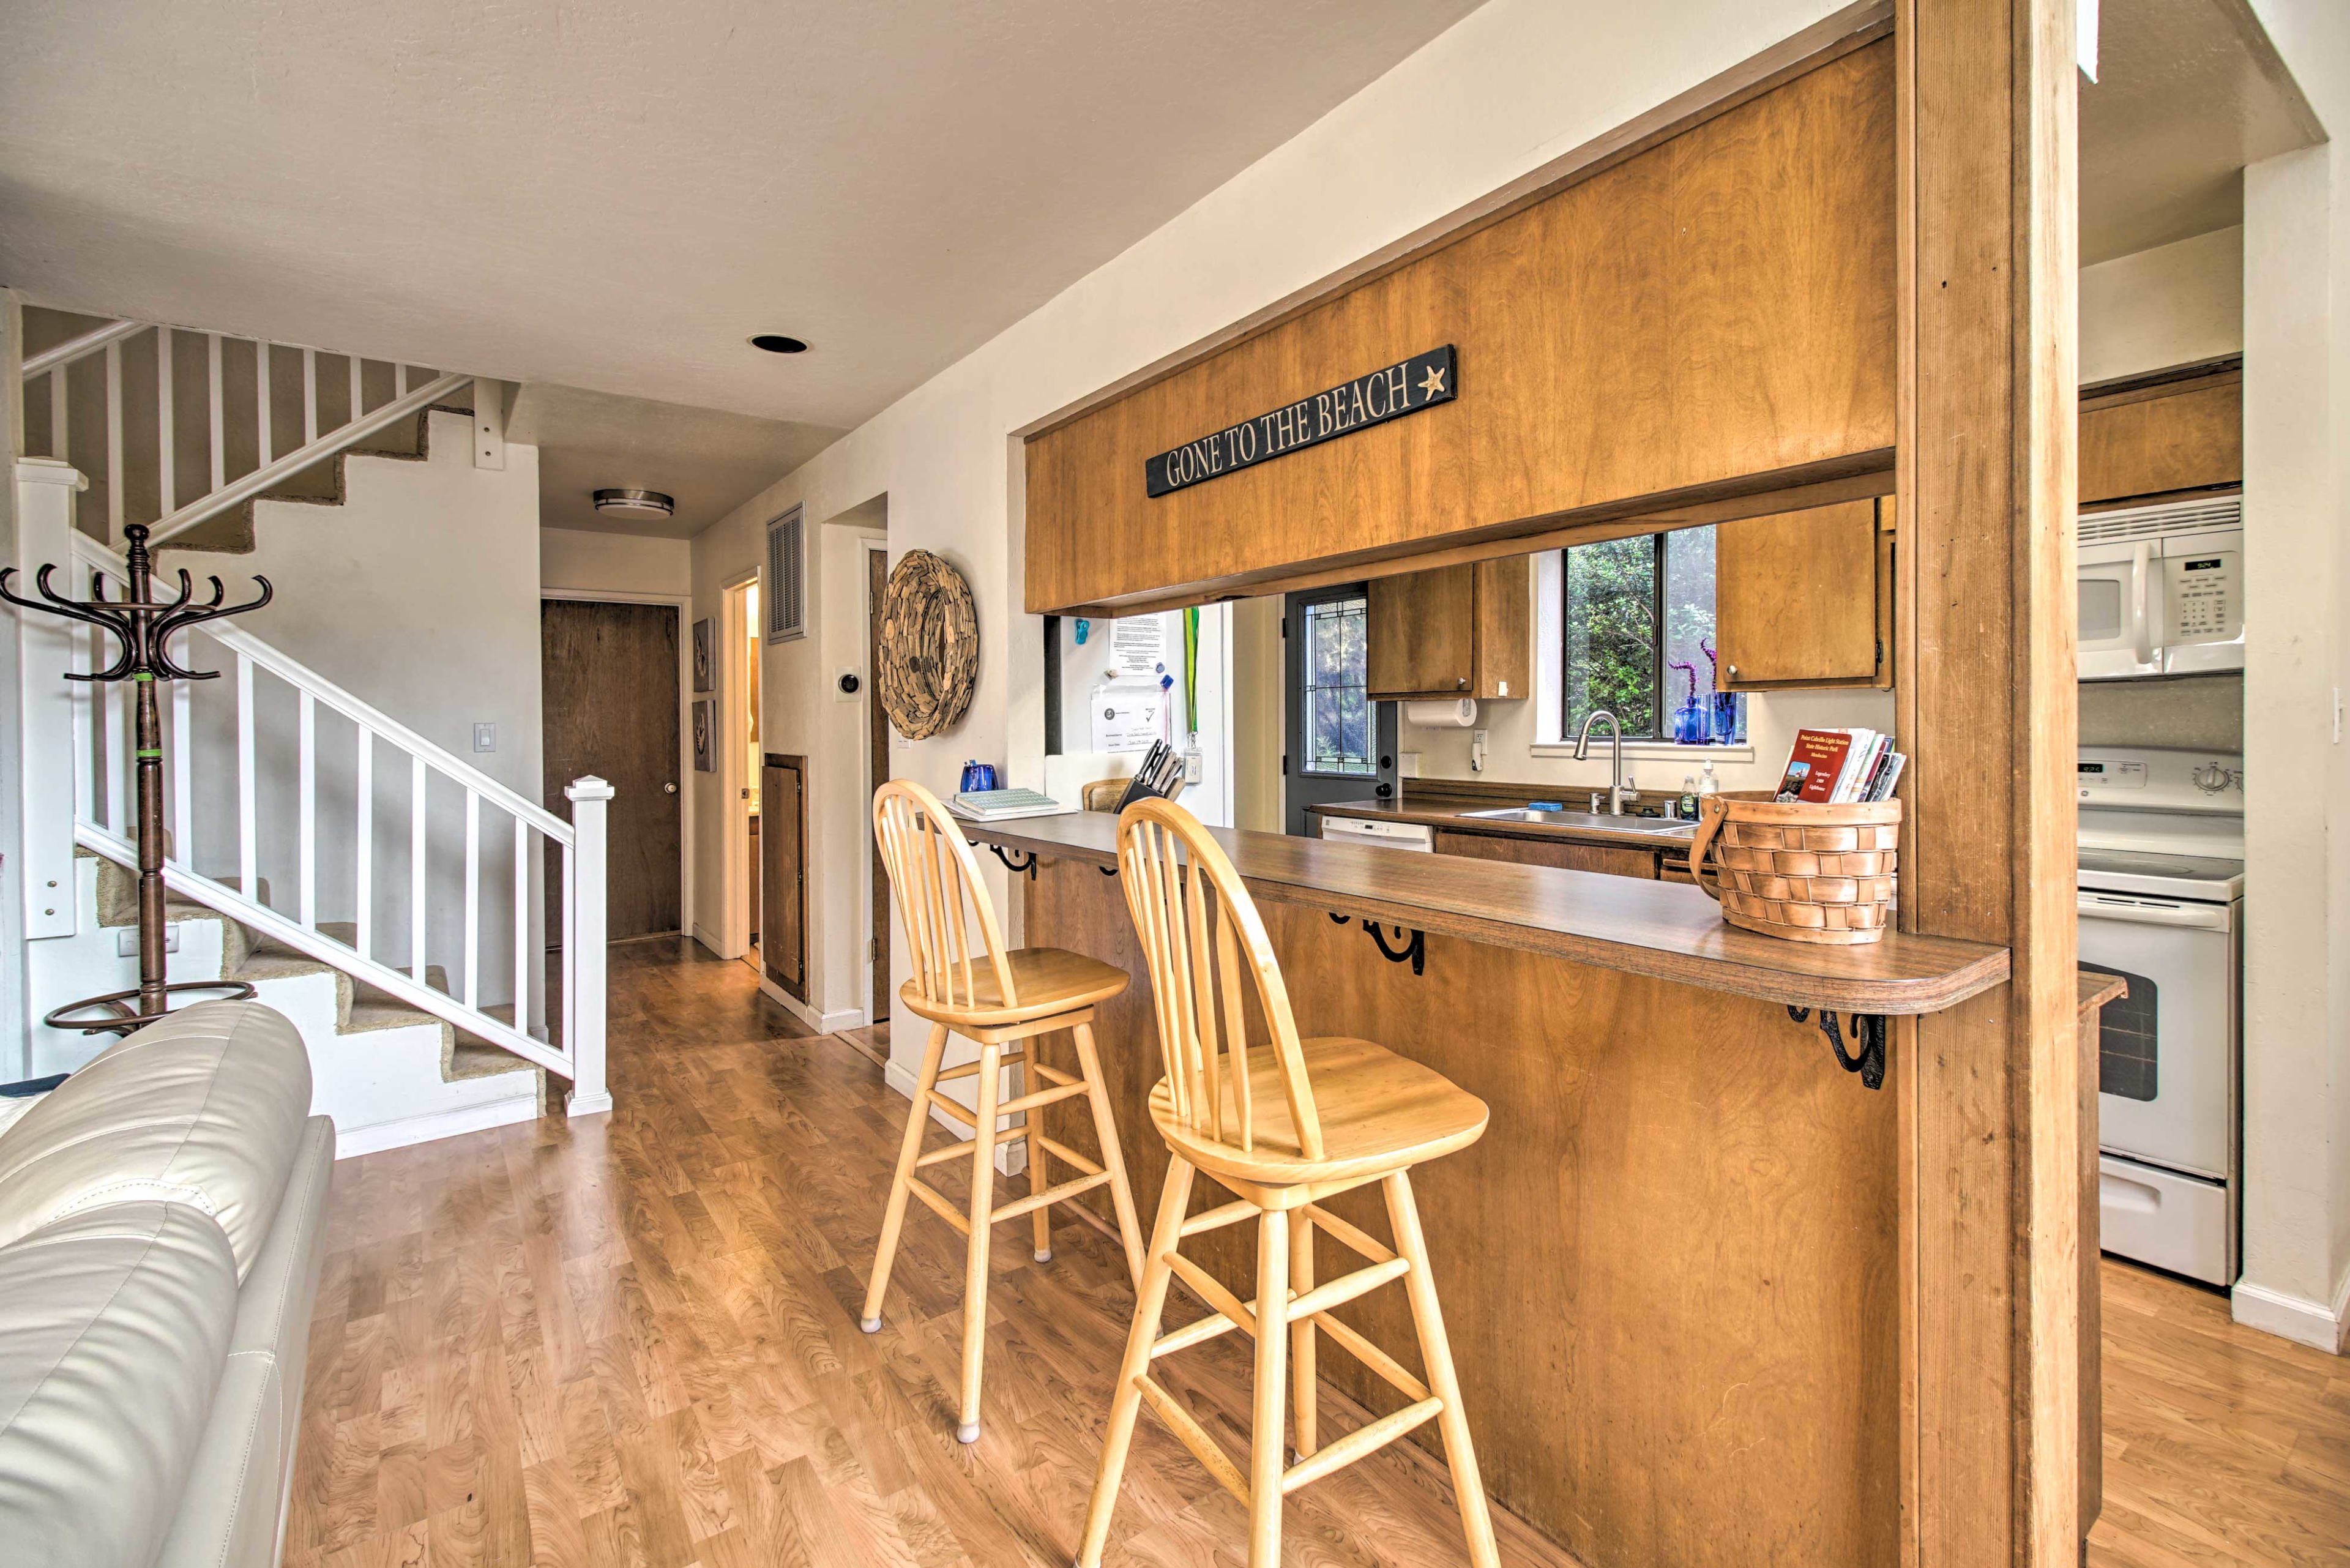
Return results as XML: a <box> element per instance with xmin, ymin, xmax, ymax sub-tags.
<box><xmin>963</xmin><ymin>810</ymin><xmax>2008</xmax><ymax>1016</ymax></box>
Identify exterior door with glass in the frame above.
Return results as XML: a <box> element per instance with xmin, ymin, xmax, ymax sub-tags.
<box><xmin>1283</xmin><ymin>586</ymin><xmax>1397</xmax><ymax>835</ymax></box>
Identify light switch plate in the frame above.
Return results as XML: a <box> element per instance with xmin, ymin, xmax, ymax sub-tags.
<box><xmin>118</xmin><ymin>927</ymin><xmax>179</xmax><ymax>957</ymax></box>
<box><xmin>1398</xmin><ymin>752</ymin><xmax>1422</xmax><ymax>778</ymax></box>
<box><xmin>473</xmin><ymin>722</ymin><xmax>496</xmax><ymax>753</ymax></box>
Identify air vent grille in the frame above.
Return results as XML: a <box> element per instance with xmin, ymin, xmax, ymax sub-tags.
<box><xmin>2079</xmin><ymin>495</ymin><xmax>2241</xmax><ymax>545</ymax></box>
<box><xmin>766</xmin><ymin>507</ymin><xmax>805</xmax><ymax>643</ymax></box>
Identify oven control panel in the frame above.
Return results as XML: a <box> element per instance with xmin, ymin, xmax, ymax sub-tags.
<box><xmin>2162</xmin><ymin>549</ymin><xmax>2241</xmax><ymax>645</ymax></box>
<box><xmin>2079</xmin><ymin>747</ymin><xmax>2244</xmax><ymax>812</ymax></box>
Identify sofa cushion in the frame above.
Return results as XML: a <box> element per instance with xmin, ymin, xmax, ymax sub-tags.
<box><xmin>0</xmin><ymin>1202</ymin><xmax>241</xmax><ymax>1568</ymax></box>
<box><xmin>0</xmin><ymin>1001</ymin><xmax>312</xmax><ymax>1281</ymax></box>
<box><xmin>154</xmin><ymin>1115</ymin><xmax>335</xmax><ymax>1568</ymax></box>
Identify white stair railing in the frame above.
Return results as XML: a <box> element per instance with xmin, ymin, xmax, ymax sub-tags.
<box><xmin>22</xmin><ymin>315</ymin><xmax>475</xmax><ymax>548</ymax></box>
<box><xmin>63</xmin><ymin>528</ymin><xmax>611</xmax><ymax>1116</ymax></box>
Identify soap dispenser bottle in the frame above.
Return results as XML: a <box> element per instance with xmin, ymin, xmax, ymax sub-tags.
<box><xmin>1679</xmin><ymin>774</ymin><xmax>1699</xmax><ymax>819</ymax></box>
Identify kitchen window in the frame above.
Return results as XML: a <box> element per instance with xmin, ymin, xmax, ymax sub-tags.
<box><xmin>1560</xmin><ymin>528</ymin><xmax>1745</xmax><ymax>743</ymax></box>
<box><xmin>1299</xmin><ymin>592</ymin><xmax>1375</xmax><ymax>776</ymax></box>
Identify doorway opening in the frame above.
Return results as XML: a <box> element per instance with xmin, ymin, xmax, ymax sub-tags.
<box><xmin>865</xmin><ymin>541</ymin><xmax>890</xmax><ymax>1025</ymax></box>
<box><xmin>723</xmin><ymin>575</ymin><xmax>761</xmax><ymax>973</ymax></box>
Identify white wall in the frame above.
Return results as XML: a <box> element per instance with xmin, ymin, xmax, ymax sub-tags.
<box><xmin>2081</xmin><ymin>225</ymin><xmax>2244</xmax><ymax>384</ymax></box>
<box><xmin>540</xmin><ymin>527</ymin><xmax>690</xmax><ymax>599</ymax></box>
<box><xmin>156</xmin><ymin>410</ymin><xmax>544</xmax><ymax>1028</ymax></box>
<box><xmin>687</xmin><ymin>0</ymin><xmax>1860</xmax><ymax>1073</ymax></box>
<box><xmin>2236</xmin><ymin>0</ymin><xmax>2350</xmax><ymax>1353</ymax></box>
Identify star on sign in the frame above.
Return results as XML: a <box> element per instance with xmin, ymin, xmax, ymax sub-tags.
<box><xmin>1418</xmin><ymin>364</ymin><xmax>1448</xmax><ymax>399</ymax></box>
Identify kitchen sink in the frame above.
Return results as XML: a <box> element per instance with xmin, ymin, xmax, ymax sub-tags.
<box><xmin>1455</xmin><ymin>806</ymin><xmax>1696</xmax><ymax>837</ymax></box>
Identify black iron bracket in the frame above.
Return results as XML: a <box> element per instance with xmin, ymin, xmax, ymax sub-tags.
<box><xmin>1788</xmin><ymin>1006</ymin><xmax>1887</xmax><ymax>1090</ymax></box>
<box><xmin>987</xmin><ymin>844</ymin><xmax>1039</xmax><ymax>879</ymax></box>
<box><xmin>1329</xmin><ymin>913</ymin><xmax>1426</xmax><ymax>976</ymax></box>
<box><xmin>1098</xmin><ymin>862</ymin><xmax>1119</xmax><ymax>877</ymax></box>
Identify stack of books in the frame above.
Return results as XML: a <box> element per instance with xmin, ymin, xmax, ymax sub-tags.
<box><xmin>1774</xmin><ymin>728</ymin><xmax>1906</xmax><ymax>804</ymax></box>
<box><xmin>947</xmin><ymin>787</ymin><xmax>1066</xmax><ymax>822</ymax></box>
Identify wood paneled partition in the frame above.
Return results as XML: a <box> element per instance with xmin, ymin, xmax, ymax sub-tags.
<box><xmin>1023</xmin><ymin>37</ymin><xmax>1899</xmax><ymax>617</ymax></box>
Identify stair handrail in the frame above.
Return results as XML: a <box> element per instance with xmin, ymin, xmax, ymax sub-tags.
<box><xmin>20</xmin><ymin>306</ymin><xmax>478</xmax><ymax>547</ymax></box>
<box><xmin>69</xmin><ymin>530</ymin><xmax>572</xmax><ymax>842</ymax></box>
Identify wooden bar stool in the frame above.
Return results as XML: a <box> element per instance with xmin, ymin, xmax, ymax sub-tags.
<box><xmin>863</xmin><ymin>780</ymin><xmax>1147</xmax><ymax>1443</ymax></box>
<box><xmin>1076</xmin><ymin>798</ymin><xmax>1499</xmax><ymax>1568</ymax></box>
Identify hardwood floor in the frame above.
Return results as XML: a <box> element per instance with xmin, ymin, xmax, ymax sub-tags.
<box><xmin>285</xmin><ymin>939</ymin><xmax>2350</xmax><ymax>1568</ymax></box>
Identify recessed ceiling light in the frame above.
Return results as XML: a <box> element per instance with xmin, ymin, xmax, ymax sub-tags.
<box><xmin>593</xmin><ymin>488</ymin><xmax>675</xmax><ymax>518</ymax></box>
<box><xmin>750</xmin><ymin>334</ymin><xmax>809</xmax><ymax>354</ymax></box>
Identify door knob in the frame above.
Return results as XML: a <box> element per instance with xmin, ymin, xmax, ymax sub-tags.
<box><xmin>664</xmin><ymin>782</ymin><xmax>678</xmax><ymax>794</ymax></box>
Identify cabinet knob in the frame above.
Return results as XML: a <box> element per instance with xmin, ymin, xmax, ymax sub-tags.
<box><xmin>1455</xmin><ymin>676</ymin><xmax>1469</xmax><ymax>690</ymax></box>
<box><xmin>1726</xmin><ymin>663</ymin><xmax>1739</xmax><ymax>683</ymax></box>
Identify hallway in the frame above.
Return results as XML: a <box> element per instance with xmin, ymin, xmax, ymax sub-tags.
<box><xmin>281</xmin><ymin>941</ymin><xmax>2350</xmax><ymax>1567</ymax></box>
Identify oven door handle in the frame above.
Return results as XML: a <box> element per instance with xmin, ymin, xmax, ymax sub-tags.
<box><xmin>2077</xmin><ymin>892</ymin><xmax>2233</xmax><ymax>931</ymax></box>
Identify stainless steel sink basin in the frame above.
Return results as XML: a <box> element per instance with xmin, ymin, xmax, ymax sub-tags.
<box><xmin>1455</xmin><ymin>806</ymin><xmax>1696</xmax><ymax>837</ymax></box>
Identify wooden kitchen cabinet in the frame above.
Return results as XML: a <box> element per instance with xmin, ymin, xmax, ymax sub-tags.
<box><xmin>2080</xmin><ymin>371</ymin><xmax>2240</xmax><ymax>504</ymax></box>
<box><xmin>1368</xmin><ymin>556</ymin><xmax>1529</xmax><ymax>700</ymax></box>
<box><xmin>1434</xmin><ymin>827</ymin><xmax>1657</xmax><ymax>879</ymax></box>
<box><xmin>1715</xmin><ymin>497</ymin><xmax>1889</xmax><ymax>690</ymax></box>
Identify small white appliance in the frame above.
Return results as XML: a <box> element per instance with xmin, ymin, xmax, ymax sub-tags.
<box><xmin>2077</xmin><ymin>745</ymin><xmax>2244</xmax><ymax>1286</ymax></box>
<box><xmin>2077</xmin><ymin>495</ymin><xmax>2243</xmax><ymax>681</ymax></box>
<box><xmin>1317</xmin><ymin>815</ymin><xmax>1433</xmax><ymax>852</ymax></box>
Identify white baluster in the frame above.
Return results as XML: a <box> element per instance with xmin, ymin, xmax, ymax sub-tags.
<box><xmin>512</xmin><ymin>818</ymin><xmax>529</xmax><ymax>1039</ymax></box>
<box><xmin>561</xmin><ymin>838</ymin><xmax>575</xmax><ymax>1053</ymax></box>
<box><xmin>562</xmin><ymin>777</ymin><xmax>614</xmax><ymax>1116</ymax></box>
<box><xmin>396</xmin><ymin>363</ymin><xmax>409</xmax><ymax>398</ymax></box>
<box><xmin>298</xmin><ymin>691</ymin><xmax>316</xmax><ymax>927</ymax></box>
<box><xmin>158</xmin><ymin>326</ymin><xmax>175</xmax><ymax>517</ymax></box>
<box><xmin>236</xmin><ymin>651</ymin><xmax>256</xmax><ymax>900</ymax></box>
<box><xmin>463</xmin><ymin>788</ymin><xmax>480</xmax><ymax>1009</ymax></box>
<box><xmin>106</xmin><ymin>340</ymin><xmax>124</xmax><ymax>539</ymax></box>
<box><xmin>103</xmin><ymin>665</ymin><xmax>126</xmax><ymax>832</ymax></box>
<box><xmin>348</xmin><ymin>354</ymin><xmax>364</xmax><ymax>428</ymax></box>
<box><xmin>355</xmin><ymin>726</ymin><xmax>373</xmax><ymax>958</ymax></box>
<box><xmin>256</xmin><ymin>339</ymin><xmax>273</xmax><ymax>466</ymax></box>
<box><xmin>48</xmin><ymin>367</ymin><xmax>66</xmax><ymax>460</ymax></box>
<box><xmin>302</xmin><ymin>348</ymin><xmax>318</xmax><ymax>445</ymax></box>
<box><xmin>410</xmin><ymin>755</ymin><xmax>427</xmax><ymax>984</ymax></box>
<box><xmin>171</xmin><ymin>675</ymin><xmax>192</xmax><ymax>865</ymax></box>
<box><xmin>207</xmin><ymin>333</ymin><xmax>225</xmax><ymax>492</ymax></box>
<box><xmin>72</xmin><ymin>623</ymin><xmax>97</xmax><ymax>826</ymax></box>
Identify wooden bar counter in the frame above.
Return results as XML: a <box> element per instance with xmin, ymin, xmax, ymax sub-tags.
<box><xmin>966</xmin><ymin>812</ymin><xmax>2009</xmax><ymax>1566</ymax></box>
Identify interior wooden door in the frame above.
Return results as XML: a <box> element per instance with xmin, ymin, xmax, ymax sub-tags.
<box><xmin>542</xmin><ymin>599</ymin><xmax>682</xmax><ymax>943</ymax></box>
<box><xmin>761</xmin><ymin>752</ymin><xmax>807</xmax><ymax>1000</ymax></box>
<box><xmin>867</xmin><ymin>548</ymin><xmax>890</xmax><ymax>1022</ymax></box>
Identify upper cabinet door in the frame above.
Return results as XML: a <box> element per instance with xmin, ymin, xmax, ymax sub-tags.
<box><xmin>1368</xmin><ymin>564</ymin><xmax>1476</xmax><ymax>697</ymax></box>
<box><xmin>2080</xmin><ymin>375</ymin><xmax>2241</xmax><ymax>505</ymax></box>
<box><xmin>1716</xmin><ymin>498</ymin><xmax>1884</xmax><ymax>689</ymax></box>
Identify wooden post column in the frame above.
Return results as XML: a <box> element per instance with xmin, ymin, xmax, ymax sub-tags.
<box><xmin>1893</xmin><ymin>0</ymin><xmax>2080</xmax><ymax>1564</ymax></box>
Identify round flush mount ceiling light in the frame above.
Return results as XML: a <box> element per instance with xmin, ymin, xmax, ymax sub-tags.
<box><xmin>748</xmin><ymin>334</ymin><xmax>810</xmax><ymax>354</ymax></box>
<box><xmin>592</xmin><ymin>488</ymin><xmax>675</xmax><ymax>518</ymax></box>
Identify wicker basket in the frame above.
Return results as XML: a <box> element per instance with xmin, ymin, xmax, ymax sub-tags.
<box><xmin>1686</xmin><ymin>790</ymin><xmax>1902</xmax><ymax>946</ymax></box>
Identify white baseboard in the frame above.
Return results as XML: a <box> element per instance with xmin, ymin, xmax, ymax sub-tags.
<box><xmin>757</xmin><ymin>976</ymin><xmax>864</xmax><ymax>1036</ymax></box>
<box><xmin>2232</xmin><ymin>1268</ymin><xmax>2350</xmax><ymax>1354</ymax></box>
<box><xmin>332</xmin><ymin>1093</ymin><xmax>539</xmax><ymax>1159</ymax></box>
<box><xmin>883</xmin><ymin>1057</ymin><xmax>1028</xmax><ymax>1176</ymax></box>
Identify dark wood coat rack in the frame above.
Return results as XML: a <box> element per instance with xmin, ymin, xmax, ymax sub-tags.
<box><xmin>2</xmin><ymin>523</ymin><xmax>274</xmax><ymax>1034</ymax></box>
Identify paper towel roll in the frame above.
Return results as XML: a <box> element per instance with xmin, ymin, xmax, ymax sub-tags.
<box><xmin>1403</xmin><ymin>698</ymin><xmax>1479</xmax><ymax>728</ymax></box>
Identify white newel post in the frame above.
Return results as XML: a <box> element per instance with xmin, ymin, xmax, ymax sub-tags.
<box><xmin>15</xmin><ymin>459</ymin><xmax>88</xmax><ymax>947</ymax></box>
<box><xmin>564</xmin><ymin>775</ymin><xmax>614</xmax><ymax>1116</ymax></box>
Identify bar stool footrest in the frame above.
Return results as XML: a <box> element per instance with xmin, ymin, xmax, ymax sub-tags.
<box><xmin>992</xmin><ymin>1169</ymin><xmax>1110</xmax><ymax>1224</ymax></box>
<box><xmin>1280</xmin><ymin>1397</ymin><xmax>1444</xmax><ymax>1494</ymax></box>
<box><xmin>1136</xmin><ymin>1375</ymin><xmax>1248</xmax><ymax>1504</ymax></box>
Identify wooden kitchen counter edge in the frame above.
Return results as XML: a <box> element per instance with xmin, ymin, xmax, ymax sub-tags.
<box><xmin>966</xmin><ymin>812</ymin><xmax>2008</xmax><ymax>1015</ymax></box>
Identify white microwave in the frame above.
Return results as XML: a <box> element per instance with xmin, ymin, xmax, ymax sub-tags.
<box><xmin>2078</xmin><ymin>496</ymin><xmax>2244</xmax><ymax>681</ymax></box>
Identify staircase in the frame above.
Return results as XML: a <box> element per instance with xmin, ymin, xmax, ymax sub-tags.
<box><xmin>12</xmin><ymin>306</ymin><xmax>612</xmax><ymax>1150</ymax></box>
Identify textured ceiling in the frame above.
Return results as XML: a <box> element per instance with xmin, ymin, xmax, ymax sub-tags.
<box><xmin>0</xmin><ymin>0</ymin><xmax>1484</xmax><ymax>430</ymax></box>
<box><xmin>2081</xmin><ymin>0</ymin><xmax>2322</xmax><ymax>264</ymax></box>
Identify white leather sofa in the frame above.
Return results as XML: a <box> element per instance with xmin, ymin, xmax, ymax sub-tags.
<box><xmin>0</xmin><ymin>1001</ymin><xmax>333</xmax><ymax>1568</ymax></box>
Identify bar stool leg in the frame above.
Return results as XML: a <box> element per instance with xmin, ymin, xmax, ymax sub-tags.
<box><xmin>1247</xmin><ymin>1208</ymin><xmax>1292</xmax><ymax>1568</ymax></box>
<box><xmin>1028</xmin><ymin>1050</ymin><xmax>1053</xmax><ymax>1263</ymax></box>
<box><xmin>861</xmin><ymin>1021</ymin><xmax>949</xmax><ymax>1334</ymax></box>
<box><xmin>1072</xmin><ymin>1020</ymin><xmax>1146</xmax><ymax>1286</ymax></box>
<box><xmin>1289</xmin><ymin>1211</ymin><xmax>1318</xmax><ymax>1461</ymax></box>
<box><xmin>1076</xmin><ymin>1159</ymin><xmax>1195</xmax><ymax>1568</ymax></box>
<box><xmin>1384</xmin><ymin>1170</ymin><xmax>1500</xmax><ymax>1568</ymax></box>
<box><xmin>956</xmin><ymin>1042</ymin><xmax>1004</xmax><ymax>1443</ymax></box>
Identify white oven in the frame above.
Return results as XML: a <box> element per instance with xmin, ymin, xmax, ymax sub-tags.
<box><xmin>2078</xmin><ymin>747</ymin><xmax>2244</xmax><ymax>1287</ymax></box>
<box><xmin>2078</xmin><ymin>496</ymin><xmax>2243</xmax><ymax>681</ymax></box>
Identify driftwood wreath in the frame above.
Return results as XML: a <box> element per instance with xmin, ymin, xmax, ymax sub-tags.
<box><xmin>878</xmin><ymin>550</ymin><xmax>979</xmax><ymax>739</ymax></box>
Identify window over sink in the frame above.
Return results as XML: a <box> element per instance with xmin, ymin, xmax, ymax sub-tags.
<box><xmin>1559</xmin><ymin>528</ymin><xmax>1745</xmax><ymax>744</ymax></box>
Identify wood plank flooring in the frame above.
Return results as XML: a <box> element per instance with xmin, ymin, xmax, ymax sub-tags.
<box><xmin>283</xmin><ymin>938</ymin><xmax>2350</xmax><ymax>1568</ymax></box>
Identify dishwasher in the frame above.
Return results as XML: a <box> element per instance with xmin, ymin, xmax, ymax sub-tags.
<box><xmin>1318</xmin><ymin>816</ymin><xmax>1434</xmax><ymax>852</ymax></box>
